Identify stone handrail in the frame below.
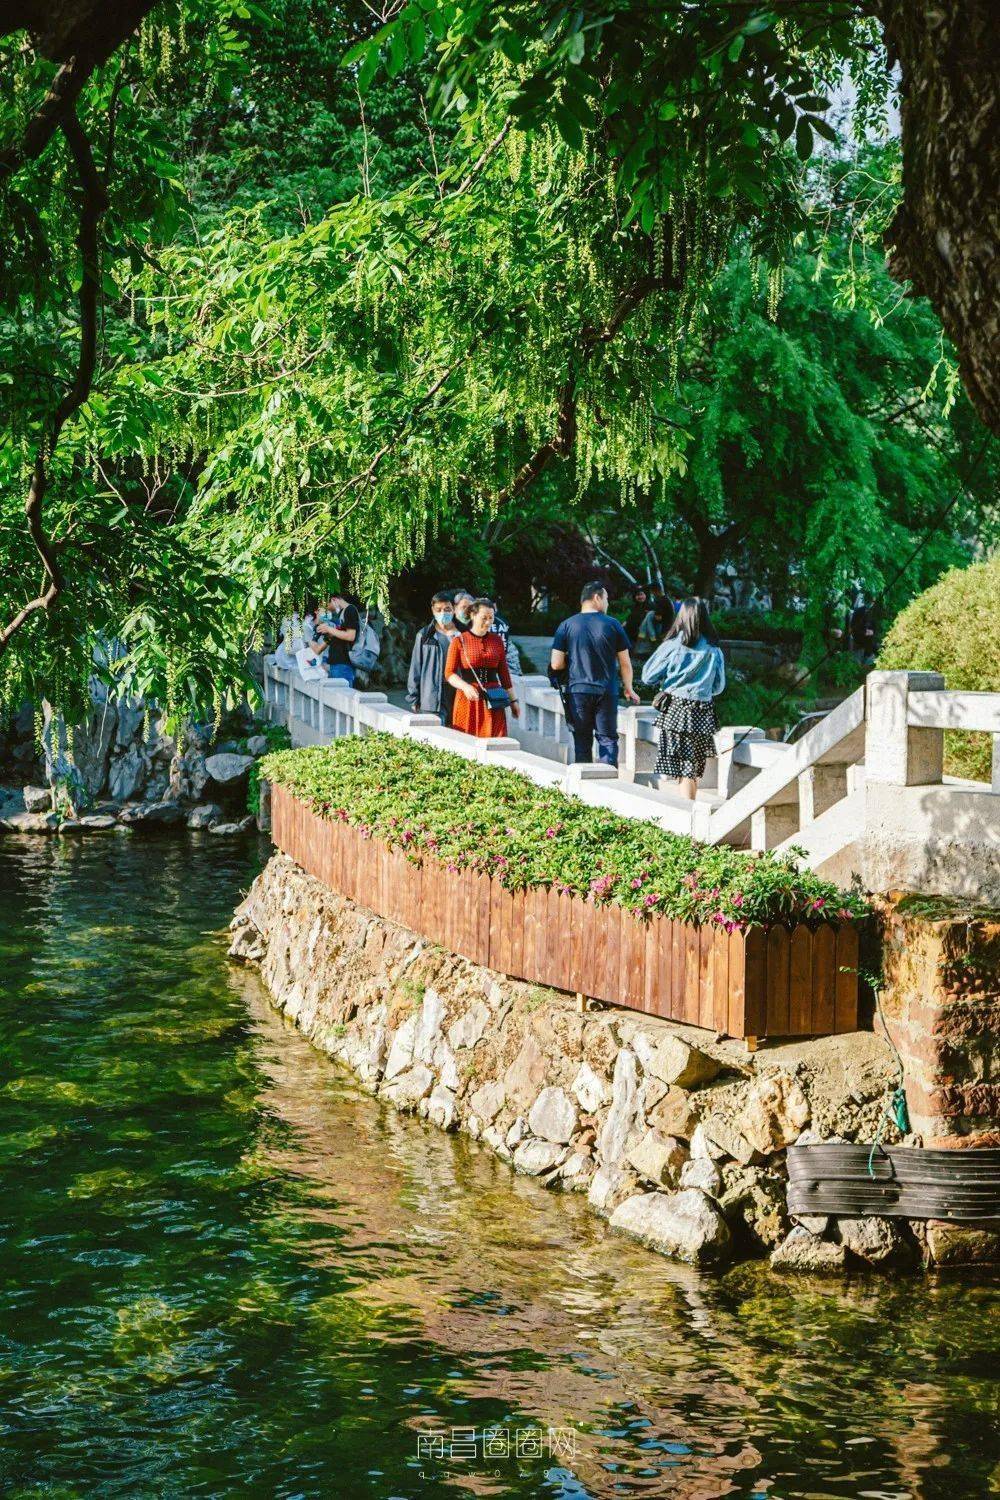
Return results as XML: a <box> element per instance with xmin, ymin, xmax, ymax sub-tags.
<box><xmin>706</xmin><ymin>688</ymin><xmax>866</xmax><ymax>849</ymax></box>
<box><xmin>906</xmin><ymin>690</ymin><xmax>1000</xmax><ymax>792</ymax></box>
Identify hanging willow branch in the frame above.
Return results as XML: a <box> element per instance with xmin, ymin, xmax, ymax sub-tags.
<box><xmin>0</xmin><ymin>110</ymin><xmax>109</xmax><ymax>657</ymax></box>
<box><xmin>495</xmin><ymin>271</ymin><xmax>673</xmax><ymax>505</ymax></box>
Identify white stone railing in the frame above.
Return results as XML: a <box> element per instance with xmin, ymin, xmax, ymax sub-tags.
<box><xmin>263</xmin><ymin>659</ymin><xmax>701</xmax><ymax>833</ymax></box>
<box><xmin>262</xmin><ymin>659</ymin><xmax>1000</xmax><ymax>900</ymax></box>
<box><xmin>905</xmin><ymin>688</ymin><xmax>1000</xmax><ymax>792</ymax></box>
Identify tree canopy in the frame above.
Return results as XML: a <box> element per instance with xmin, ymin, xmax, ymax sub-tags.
<box><xmin>0</xmin><ymin>0</ymin><xmax>997</xmax><ymax>726</ymax></box>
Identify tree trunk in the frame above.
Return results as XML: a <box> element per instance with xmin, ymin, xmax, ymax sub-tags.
<box><xmin>1</xmin><ymin>1</ymin><xmax>154</xmax><ymax>66</ymax></box>
<box><xmin>680</xmin><ymin>511</ymin><xmax>742</xmax><ymax>597</ymax></box>
<box><xmin>880</xmin><ymin>0</ymin><xmax>1000</xmax><ymax>432</ymax></box>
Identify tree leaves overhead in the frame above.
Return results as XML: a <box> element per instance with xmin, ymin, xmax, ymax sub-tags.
<box><xmin>350</xmin><ymin>1</ymin><xmax>876</xmax><ymax>262</ymax></box>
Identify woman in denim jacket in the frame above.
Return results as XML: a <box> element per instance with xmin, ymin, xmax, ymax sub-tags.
<box><xmin>641</xmin><ymin>598</ymin><xmax>725</xmax><ymax>801</ymax></box>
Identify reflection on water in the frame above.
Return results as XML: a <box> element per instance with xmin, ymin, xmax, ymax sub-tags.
<box><xmin>0</xmin><ymin>837</ymin><xmax>996</xmax><ymax>1498</ymax></box>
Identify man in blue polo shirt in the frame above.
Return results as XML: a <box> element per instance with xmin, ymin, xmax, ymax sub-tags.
<box><xmin>550</xmin><ymin>582</ymin><xmax>639</xmax><ymax>765</ymax></box>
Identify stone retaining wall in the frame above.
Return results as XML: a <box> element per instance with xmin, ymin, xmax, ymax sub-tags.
<box><xmin>230</xmin><ymin>854</ymin><xmax>998</xmax><ymax>1271</ymax></box>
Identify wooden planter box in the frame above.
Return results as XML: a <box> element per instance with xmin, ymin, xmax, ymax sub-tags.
<box><xmin>272</xmin><ymin>785</ymin><xmax>859</xmax><ymax>1041</ymax></box>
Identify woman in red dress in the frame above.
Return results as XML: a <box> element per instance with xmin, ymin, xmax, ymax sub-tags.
<box><xmin>445</xmin><ymin>598</ymin><xmax>521</xmax><ymax>738</ymax></box>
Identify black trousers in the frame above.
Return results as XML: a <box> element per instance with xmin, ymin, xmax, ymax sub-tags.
<box><xmin>566</xmin><ymin>690</ymin><xmax>618</xmax><ymax>765</ymax></box>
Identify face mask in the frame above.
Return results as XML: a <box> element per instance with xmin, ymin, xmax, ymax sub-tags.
<box><xmin>434</xmin><ymin>610</ymin><xmax>453</xmax><ymax>626</ymax></box>
<box><xmin>456</xmin><ymin>607</ymin><xmax>471</xmax><ymax>624</ymax></box>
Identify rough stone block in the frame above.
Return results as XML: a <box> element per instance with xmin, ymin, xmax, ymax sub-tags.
<box><xmin>610</xmin><ymin>1189</ymin><xmax>732</xmax><ymax>1265</ymax></box>
<box><xmin>771</xmin><ymin>1226</ymin><xmax>847</xmax><ymax>1273</ymax></box>
<box><xmin>627</xmin><ymin>1130</ymin><xmax>687</xmax><ymax>1187</ymax></box>
<box><xmin>513</xmin><ymin>1138</ymin><xmax>566</xmax><ymax>1176</ymax></box>
<box><xmin>645</xmin><ymin>1034</ymin><xmax>720</xmax><ymax>1089</ymax></box>
<box><xmin>837</xmin><ymin>1216</ymin><xmax>913</xmax><ymax>1265</ymax></box>
<box><xmin>528</xmin><ymin>1086</ymin><xmax>578</xmax><ymax>1144</ymax></box>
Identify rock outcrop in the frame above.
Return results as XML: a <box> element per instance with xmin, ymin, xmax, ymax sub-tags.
<box><xmin>2</xmin><ymin>696</ymin><xmax>276</xmax><ymax>837</ymax></box>
<box><xmin>228</xmin><ymin>853</ymin><xmax>950</xmax><ymax>1273</ymax></box>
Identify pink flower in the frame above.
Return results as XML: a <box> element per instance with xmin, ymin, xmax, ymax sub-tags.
<box><xmin>838</xmin><ymin>907</ymin><xmax>852</xmax><ymax>921</ymax></box>
<box><xmin>643</xmin><ymin>894</ymin><xmax>657</xmax><ymax>908</ymax></box>
<box><xmin>544</xmin><ymin>827</ymin><xmax>558</xmax><ymax>839</ymax></box>
<box><xmin>732</xmin><ymin>892</ymin><xmax>744</xmax><ymax>908</ymax></box>
<box><xmin>812</xmin><ymin>897</ymin><xmax>826</xmax><ymax>910</ymax></box>
<box><xmin>630</xmin><ymin>877</ymin><xmax>643</xmax><ymax>889</ymax></box>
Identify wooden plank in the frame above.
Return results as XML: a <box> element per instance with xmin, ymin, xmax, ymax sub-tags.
<box><xmin>698</xmin><ymin>923</ymin><xmax>715</xmax><ymax>1031</ymax></box>
<box><xmin>712</xmin><ymin>926</ymin><xmax>730</xmax><ymax>1035</ymax></box>
<box><xmin>642</xmin><ymin>915</ymin><xmax>659</xmax><ymax>1016</ymax></box>
<box><xmin>811</xmin><ymin>922</ymin><xmax>836</xmax><ymax>1036</ymax></box>
<box><xmin>543</xmin><ymin>887</ymin><xmax>558</xmax><ymax>985</ymax></box>
<box><xmin>491</xmin><ymin>882</ymin><xmax>507</xmax><ymax>975</ymax></box>
<box><xmin>617</xmin><ymin>908</ymin><xmax>633</xmax><ymax>1011</ymax></box>
<box><xmin>726</xmin><ymin>928</ymin><xmax>746</xmax><ymax>1038</ymax></box>
<box><xmin>625</xmin><ymin>909</ymin><xmax>647</xmax><ymax>1014</ymax></box>
<box><xmin>590</xmin><ymin>904</ymin><xmax>613</xmax><ymax>1004</ymax></box>
<box><xmin>669</xmin><ymin>920</ymin><xmax>685</xmax><ymax>1025</ymax></box>
<box><xmin>765</xmin><ymin>925</ymin><xmax>791</xmax><ymax>1036</ymax></box>
<box><xmin>473</xmin><ymin>870</ymin><xmax>491</xmax><ymax>960</ymax></box>
<box><xmin>743</xmin><ymin>927</ymin><xmax>768</xmax><ymax>1039</ymax></box>
<box><xmin>524</xmin><ymin>886</ymin><xmax>541</xmax><ymax>982</ymax></box>
<box><xmin>654</xmin><ymin>918</ymin><xmax>672</xmax><ymax>1021</ymax></box>
<box><xmin>573</xmin><ymin>898</ymin><xmax>596</xmax><ymax>1001</ymax></box>
<box><xmin>543</xmin><ymin>887</ymin><xmax>567</xmax><ymax>992</ymax></box>
<box><xmin>788</xmin><ymin>924</ymin><xmax>814</xmax><ymax>1035</ymax></box>
<box><xmin>684</xmin><ymin>924</ymin><xmax>701</xmax><ymax>1026</ymax></box>
<box><xmin>535</xmin><ymin>886</ymin><xmax>551</xmax><ymax>984</ymax></box>
<box><xmin>834</xmin><ymin>923</ymin><xmax>859</xmax><ymax>1033</ymax></box>
<box><xmin>535</xmin><ymin>886</ymin><xmax>554</xmax><ymax>989</ymax></box>
<box><xmin>509</xmin><ymin>888</ymin><xmax>526</xmax><ymax>980</ymax></box>
<box><xmin>606</xmin><ymin>906</ymin><xmax>625</xmax><ymax>1005</ymax></box>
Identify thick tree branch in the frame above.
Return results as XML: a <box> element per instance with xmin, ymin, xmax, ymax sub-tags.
<box><xmin>0</xmin><ymin>1</ymin><xmax>156</xmax><ymax>183</ymax></box>
<box><xmin>0</xmin><ymin>111</ymin><xmax>109</xmax><ymax>656</ymax></box>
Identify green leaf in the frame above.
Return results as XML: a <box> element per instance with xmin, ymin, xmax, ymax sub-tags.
<box><xmin>810</xmin><ymin>116</ymin><xmax>838</xmax><ymax>143</ymax></box>
<box><xmin>795</xmin><ymin>117</ymin><xmax>814</xmax><ymax>161</ymax></box>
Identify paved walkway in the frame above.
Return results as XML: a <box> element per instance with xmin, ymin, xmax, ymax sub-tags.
<box><xmin>512</xmin><ymin>635</ymin><xmax>551</xmax><ymax>673</ymax></box>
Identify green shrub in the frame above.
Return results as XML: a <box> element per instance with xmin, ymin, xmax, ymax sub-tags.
<box><xmin>262</xmin><ymin>736</ymin><xmax>867</xmax><ymax>930</ymax></box>
<box><xmin>878</xmin><ymin>556</ymin><xmax>1000</xmax><ymax>782</ymax></box>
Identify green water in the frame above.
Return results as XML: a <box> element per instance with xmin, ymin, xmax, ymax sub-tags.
<box><xmin>0</xmin><ymin>837</ymin><xmax>997</xmax><ymax>1498</ymax></box>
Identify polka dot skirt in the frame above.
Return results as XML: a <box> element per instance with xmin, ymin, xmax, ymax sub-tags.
<box><xmin>654</xmin><ymin>696</ymin><xmax>718</xmax><ymax>779</ymax></box>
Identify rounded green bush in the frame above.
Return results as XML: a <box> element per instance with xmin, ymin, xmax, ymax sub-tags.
<box><xmin>879</xmin><ymin>555</ymin><xmax>1000</xmax><ymax>781</ymax></box>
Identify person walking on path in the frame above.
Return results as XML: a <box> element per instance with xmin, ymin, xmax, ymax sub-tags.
<box><xmin>641</xmin><ymin>597</ymin><xmax>725</xmax><ymax>800</ymax></box>
<box><xmin>550</xmin><ymin>581</ymin><xmax>639</xmax><ymax>766</ymax></box>
<box><xmin>406</xmin><ymin>592</ymin><xmax>459</xmax><ymax>720</ymax></box>
<box><xmin>445</xmin><ymin>598</ymin><xmax>520</xmax><ymax>738</ymax></box>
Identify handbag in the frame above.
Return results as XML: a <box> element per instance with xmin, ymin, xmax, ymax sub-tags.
<box><xmin>461</xmin><ymin>641</ymin><xmax>512</xmax><ymax>710</ymax></box>
<box><xmin>652</xmin><ymin>689</ymin><xmax>672</xmax><ymax>713</ymax></box>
